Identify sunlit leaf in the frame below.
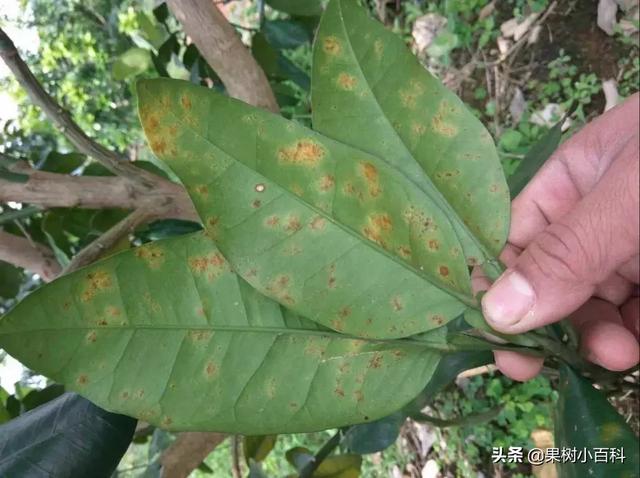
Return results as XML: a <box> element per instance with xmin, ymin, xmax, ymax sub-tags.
<box><xmin>112</xmin><ymin>47</ymin><xmax>152</xmax><ymax>80</ymax></box>
<box><xmin>312</xmin><ymin>0</ymin><xmax>509</xmax><ymax>270</ymax></box>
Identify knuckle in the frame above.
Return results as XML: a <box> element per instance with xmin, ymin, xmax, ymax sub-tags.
<box><xmin>526</xmin><ymin>223</ymin><xmax>595</xmax><ymax>283</ymax></box>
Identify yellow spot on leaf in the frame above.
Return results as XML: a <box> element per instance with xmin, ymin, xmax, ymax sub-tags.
<box><xmin>360</xmin><ymin>162</ymin><xmax>381</xmax><ymax>197</ymax></box>
<box><xmin>135</xmin><ymin>244</ymin><xmax>165</xmax><ymax>269</ymax></box>
<box><xmin>431</xmin><ymin>101</ymin><xmax>458</xmax><ymax>137</ymax></box>
<box><xmin>323</xmin><ymin>36</ymin><xmax>341</xmax><ymax>55</ymax></box>
<box><xmin>81</xmin><ymin>270</ymin><xmax>113</xmax><ymax>302</ymax></box>
<box><xmin>318</xmin><ymin>174</ymin><xmax>335</xmax><ymax>192</ymax></box>
<box><xmin>181</xmin><ymin>94</ymin><xmax>192</xmax><ymax>110</ymax></box>
<box><xmin>310</xmin><ymin>216</ymin><xmax>327</xmax><ymax>231</ymax></box>
<box><xmin>337</xmin><ymin>72</ymin><xmax>357</xmax><ymax>90</ymax></box>
<box><xmin>278</xmin><ymin>139</ymin><xmax>325</xmax><ymax>167</ymax></box>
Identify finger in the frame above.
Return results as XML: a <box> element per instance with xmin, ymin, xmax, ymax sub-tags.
<box><xmin>482</xmin><ymin>136</ymin><xmax>639</xmax><ymax>333</ymax></box>
<box><xmin>618</xmin><ymin>254</ymin><xmax>639</xmax><ymax>284</ymax></box>
<box><xmin>621</xmin><ymin>297</ymin><xmax>639</xmax><ymax>339</ymax></box>
<box><xmin>567</xmin><ymin>299</ymin><xmax>639</xmax><ymax>371</ymax></box>
<box><xmin>579</xmin><ymin>320</ymin><xmax>639</xmax><ymax>371</ymax></box>
<box><xmin>509</xmin><ymin>94</ymin><xmax>640</xmax><ymax>249</ymax></box>
<box><xmin>494</xmin><ymin>350</ymin><xmax>544</xmax><ymax>381</ymax></box>
<box><xmin>593</xmin><ymin>272</ymin><xmax>634</xmax><ymax>305</ymax></box>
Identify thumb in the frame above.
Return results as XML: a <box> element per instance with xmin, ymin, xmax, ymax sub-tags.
<box><xmin>482</xmin><ymin>140</ymin><xmax>639</xmax><ymax>334</ymax></box>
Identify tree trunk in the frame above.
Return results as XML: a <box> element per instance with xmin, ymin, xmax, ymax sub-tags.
<box><xmin>167</xmin><ymin>0</ymin><xmax>279</xmax><ymax>113</ymax></box>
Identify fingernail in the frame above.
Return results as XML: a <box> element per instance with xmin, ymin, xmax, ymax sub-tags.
<box><xmin>482</xmin><ymin>270</ymin><xmax>535</xmax><ymax>327</ymax></box>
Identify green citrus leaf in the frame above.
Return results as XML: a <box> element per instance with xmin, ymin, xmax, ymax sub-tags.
<box><xmin>0</xmin><ymin>393</ymin><xmax>135</xmax><ymax>477</ymax></box>
<box><xmin>0</xmin><ymin>232</ymin><xmax>443</xmax><ymax>433</ymax></box>
<box><xmin>508</xmin><ymin>122</ymin><xmax>562</xmax><ymax>198</ymax></box>
<box><xmin>312</xmin><ymin>0</ymin><xmax>509</xmax><ymax>268</ymax></box>
<box><xmin>244</xmin><ymin>434</ymin><xmax>278</xmax><ymax>463</ymax></box>
<box><xmin>112</xmin><ymin>47</ymin><xmax>152</xmax><ymax>80</ymax></box>
<box><xmin>342</xmin><ymin>411</ymin><xmax>404</xmax><ymax>454</ymax></box>
<box><xmin>555</xmin><ymin>364</ymin><xmax>639</xmax><ymax>478</ymax></box>
<box><xmin>137</xmin><ymin>78</ymin><xmax>475</xmax><ymax>339</ymax></box>
<box><xmin>266</xmin><ymin>0</ymin><xmax>323</xmax><ymax>17</ymax></box>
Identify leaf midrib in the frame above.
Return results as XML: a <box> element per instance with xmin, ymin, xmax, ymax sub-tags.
<box><xmin>0</xmin><ymin>323</ymin><xmax>452</xmax><ymax>351</ymax></box>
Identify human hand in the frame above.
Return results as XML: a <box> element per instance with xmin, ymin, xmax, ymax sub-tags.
<box><xmin>481</xmin><ymin>93</ymin><xmax>640</xmax><ymax>381</ymax></box>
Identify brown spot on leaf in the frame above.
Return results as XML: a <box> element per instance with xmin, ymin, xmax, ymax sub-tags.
<box><xmin>391</xmin><ymin>296</ymin><xmax>403</xmax><ymax>311</ymax></box>
<box><xmin>181</xmin><ymin>94</ymin><xmax>192</xmax><ymax>110</ymax></box>
<box><xmin>265</xmin><ymin>215</ymin><xmax>280</xmax><ymax>227</ymax></box>
<box><xmin>147</xmin><ymin>116</ymin><xmax>159</xmax><ymax>131</ymax></box>
<box><xmin>431</xmin><ymin>314</ymin><xmax>445</xmax><ymax>325</ymax></box>
<box><xmin>266</xmin><ymin>275</ymin><xmax>295</xmax><ymax>305</ymax></box>
<box><xmin>161</xmin><ymin>416</ymin><xmax>173</xmax><ymax>428</ymax></box>
<box><xmin>372</xmin><ymin>213</ymin><xmax>392</xmax><ymax>231</ymax></box>
<box><xmin>188</xmin><ymin>253</ymin><xmax>227</xmax><ymax>281</ymax></box>
<box><xmin>151</xmin><ymin>139</ymin><xmax>167</xmax><ymax>155</ymax></box>
<box><xmin>428</xmin><ymin>239</ymin><xmax>440</xmax><ymax>251</ymax></box>
<box><xmin>397</xmin><ymin>245</ymin><xmax>412</xmax><ymax>258</ymax></box>
<box><xmin>431</xmin><ymin>101</ymin><xmax>458</xmax><ymax>137</ymax></box>
<box><xmin>318</xmin><ymin>174</ymin><xmax>335</xmax><ymax>192</ymax></box>
<box><xmin>285</xmin><ymin>215</ymin><xmax>302</xmax><ymax>232</ymax></box>
<box><xmin>86</xmin><ymin>331</ymin><xmax>97</xmax><ymax>343</ymax></box>
<box><xmin>278</xmin><ymin>139</ymin><xmax>325</xmax><ymax>167</ymax></box>
<box><xmin>323</xmin><ymin>36</ymin><xmax>341</xmax><ymax>55</ymax></box>
<box><xmin>338</xmin><ymin>306</ymin><xmax>351</xmax><ymax>318</ymax></box>
<box><xmin>205</xmin><ymin>361</ymin><xmax>218</xmax><ymax>378</ymax></box>
<box><xmin>360</xmin><ymin>162</ymin><xmax>381</xmax><ymax>197</ymax></box>
<box><xmin>489</xmin><ymin>184</ymin><xmax>499</xmax><ymax>193</ymax></box>
<box><xmin>135</xmin><ymin>244</ymin><xmax>165</xmax><ymax>269</ymax></box>
<box><xmin>252</xmin><ymin>199</ymin><xmax>261</xmax><ymax>208</ymax></box>
<box><xmin>194</xmin><ymin>184</ymin><xmax>208</xmax><ymax>197</ymax></box>
<box><xmin>81</xmin><ymin>270</ymin><xmax>112</xmax><ymax>302</ymax></box>
<box><xmin>439</xmin><ymin>265</ymin><xmax>450</xmax><ymax>277</ymax></box>
<box><xmin>77</xmin><ymin>374</ymin><xmax>89</xmax><ymax>386</ymax></box>
<box><xmin>310</xmin><ymin>216</ymin><xmax>327</xmax><ymax>231</ymax></box>
<box><xmin>328</xmin><ymin>264</ymin><xmax>337</xmax><ymax>289</ymax></box>
<box><xmin>412</xmin><ymin>122</ymin><xmax>427</xmax><ymax>136</ymax></box>
<box><xmin>335</xmin><ymin>387</ymin><xmax>345</xmax><ymax>398</ymax></box>
<box><xmin>337</xmin><ymin>72</ymin><xmax>357</xmax><ymax>90</ymax></box>
<box><xmin>189</xmin><ymin>330</ymin><xmax>212</xmax><ymax>342</ymax></box>
<box><xmin>107</xmin><ymin>306</ymin><xmax>121</xmax><ymax>317</ymax></box>
<box><xmin>368</xmin><ymin>353</ymin><xmax>383</xmax><ymax>369</ymax></box>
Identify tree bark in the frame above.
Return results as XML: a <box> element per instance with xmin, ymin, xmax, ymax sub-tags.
<box><xmin>160</xmin><ymin>432</ymin><xmax>228</xmax><ymax>478</ymax></box>
<box><xmin>167</xmin><ymin>0</ymin><xmax>279</xmax><ymax>113</ymax></box>
<box><xmin>0</xmin><ymin>161</ymin><xmax>197</xmax><ymax>221</ymax></box>
<box><xmin>0</xmin><ymin>231</ymin><xmax>61</xmax><ymax>281</ymax></box>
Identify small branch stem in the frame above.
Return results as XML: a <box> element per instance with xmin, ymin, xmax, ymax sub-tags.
<box><xmin>300</xmin><ymin>430</ymin><xmax>343</xmax><ymax>478</ymax></box>
<box><xmin>231</xmin><ymin>435</ymin><xmax>242</xmax><ymax>478</ymax></box>
<box><xmin>63</xmin><ymin>208</ymin><xmax>152</xmax><ymax>274</ymax></box>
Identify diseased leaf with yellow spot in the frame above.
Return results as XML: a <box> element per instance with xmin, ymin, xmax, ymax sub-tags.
<box><xmin>555</xmin><ymin>364</ymin><xmax>639</xmax><ymax>478</ymax></box>
<box><xmin>137</xmin><ymin>78</ymin><xmax>475</xmax><ymax>339</ymax></box>
<box><xmin>312</xmin><ymin>0</ymin><xmax>510</xmax><ymax>269</ymax></box>
<box><xmin>0</xmin><ymin>232</ymin><xmax>444</xmax><ymax>434</ymax></box>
